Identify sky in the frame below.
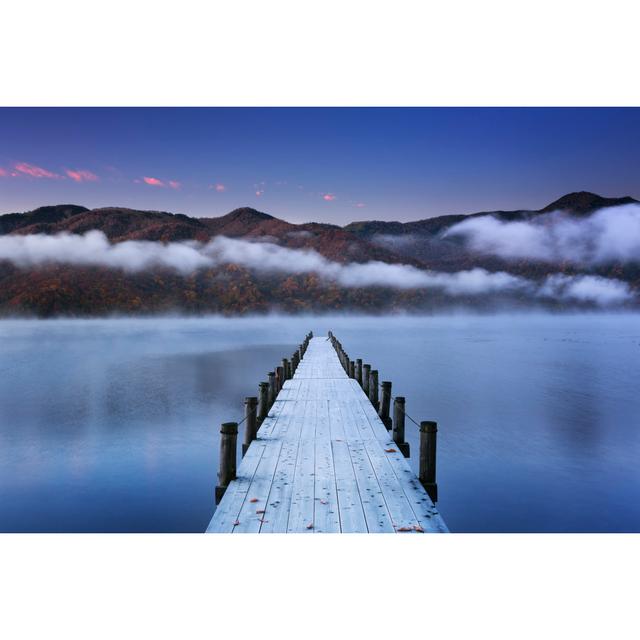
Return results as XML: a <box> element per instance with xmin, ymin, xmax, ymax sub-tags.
<box><xmin>0</xmin><ymin>108</ymin><xmax>638</xmax><ymax>224</ymax></box>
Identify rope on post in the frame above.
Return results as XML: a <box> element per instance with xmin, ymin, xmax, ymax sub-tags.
<box><xmin>392</xmin><ymin>396</ymin><xmax>410</xmax><ymax>458</ymax></box>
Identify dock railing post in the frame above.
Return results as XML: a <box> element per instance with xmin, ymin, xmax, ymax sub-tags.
<box><xmin>258</xmin><ymin>382</ymin><xmax>269</xmax><ymax>425</ymax></box>
<box><xmin>419</xmin><ymin>420</ymin><xmax>438</xmax><ymax>502</ymax></box>
<box><xmin>276</xmin><ymin>365</ymin><xmax>285</xmax><ymax>392</ymax></box>
<box><xmin>355</xmin><ymin>359</ymin><xmax>363</xmax><ymax>386</ymax></box>
<box><xmin>392</xmin><ymin>396</ymin><xmax>410</xmax><ymax>457</ymax></box>
<box><xmin>282</xmin><ymin>358</ymin><xmax>290</xmax><ymax>381</ymax></box>
<box><xmin>215</xmin><ymin>421</ymin><xmax>238</xmax><ymax>504</ymax></box>
<box><xmin>268</xmin><ymin>371</ymin><xmax>277</xmax><ymax>408</ymax></box>
<box><xmin>369</xmin><ymin>370</ymin><xmax>379</xmax><ymax>410</ymax></box>
<box><xmin>379</xmin><ymin>381</ymin><xmax>392</xmax><ymax>430</ymax></box>
<box><xmin>362</xmin><ymin>364</ymin><xmax>371</xmax><ymax>397</ymax></box>
<box><xmin>349</xmin><ymin>360</ymin><xmax>355</xmax><ymax>378</ymax></box>
<box><xmin>242</xmin><ymin>397</ymin><xmax>258</xmax><ymax>456</ymax></box>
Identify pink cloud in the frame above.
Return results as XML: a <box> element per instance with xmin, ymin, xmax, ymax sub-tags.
<box><xmin>168</xmin><ymin>180</ymin><xmax>181</xmax><ymax>189</ymax></box>
<box><xmin>14</xmin><ymin>162</ymin><xmax>61</xmax><ymax>179</ymax></box>
<box><xmin>66</xmin><ymin>169</ymin><xmax>99</xmax><ymax>183</ymax></box>
<box><xmin>0</xmin><ymin>168</ymin><xmax>7</xmax><ymax>177</ymax></box>
<box><xmin>143</xmin><ymin>176</ymin><xmax>165</xmax><ymax>187</ymax></box>
<box><xmin>214</xmin><ymin>183</ymin><xmax>226</xmax><ymax>192</ymax></box>
<box><xmin>355</xmin><ymin>202</ymin><xmax>366</xmax><ymax>208</ymax></box>
<box><xmin>323</xmin><ymin>193</ymin><xmax>336</xmax><ymax>201</ymax></box>
<box><xmin>255</xmin><ymin>190</ymin><xmax>264</xmax><ymax>197</ymax></box>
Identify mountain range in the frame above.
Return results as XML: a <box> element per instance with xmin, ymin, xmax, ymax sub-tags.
<box><xmin>0</xmin><ymin>191</ymin><xmax>638</xmax><ymax>316</ymax></box>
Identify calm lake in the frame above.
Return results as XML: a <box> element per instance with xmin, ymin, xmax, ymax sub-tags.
<box><xmin>1</xmin><ymin>313</ymin><xmax>639</xmax><ymax>533</ymax></box>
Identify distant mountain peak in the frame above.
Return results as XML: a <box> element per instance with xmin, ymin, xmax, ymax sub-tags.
<box><xmin>29</xmin><ymin>204</ymin><xmax>89</xmax><ymax>216</ymax></box>
<box><xmin>221</xmin><ymin>207</ymin><xmax>275</xmax><ymax>222</ymax></box>
<box><xmin>541</xmin><ymin>191</ymin><xmax>638</xmax><ymax>215</ymax></box>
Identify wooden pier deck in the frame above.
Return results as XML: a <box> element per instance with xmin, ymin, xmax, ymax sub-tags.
<box><xmin>207</xmin><ymin>337</ymin><xmax>448</xmax><ymax>533</ymax></box>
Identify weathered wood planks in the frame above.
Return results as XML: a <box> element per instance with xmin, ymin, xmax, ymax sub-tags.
<box><xmin>206</xmin><ymin>337</ymin><xmax>448</xmax><ymax>533</ymax></box>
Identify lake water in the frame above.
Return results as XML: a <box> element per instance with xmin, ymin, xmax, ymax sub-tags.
<box><xmin>1</xmin><ymin>313</ymin><xmax>639</xmax><ymax>533</ymax></box>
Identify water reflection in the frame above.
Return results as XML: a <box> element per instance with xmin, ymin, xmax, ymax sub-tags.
<box><xmin>0</xmin><ymin>314</ymin><xmax>639</xmax><ymax>532</ymax></box>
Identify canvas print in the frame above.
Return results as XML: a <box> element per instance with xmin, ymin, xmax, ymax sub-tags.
<box><xmin>1</xmin><ymin>107</ymin><xmax>638</xmax><ymax>533</ymax></box>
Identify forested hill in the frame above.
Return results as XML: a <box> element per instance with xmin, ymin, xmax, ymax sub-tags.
<box><xmin>0</xmin><ymin>192</ymin><xmax>638</xmax><ymax>316</ymax></box>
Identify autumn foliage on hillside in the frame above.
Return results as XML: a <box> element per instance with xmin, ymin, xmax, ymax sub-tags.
<box><xmin>0</xmin><ymin>194</ymin><xmax>638</xmax><ymax>317</ymax></box>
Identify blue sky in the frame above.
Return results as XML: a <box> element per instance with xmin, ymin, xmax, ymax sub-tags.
<box><xmin>1</xmin><ymin>108</ymin><xmax>638</xmax><ymax>223</ymax></box>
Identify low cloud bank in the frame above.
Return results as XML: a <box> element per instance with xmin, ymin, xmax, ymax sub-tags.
<box><xmin>538</xmin><ymin>274</ymin><xmax>632</xmax><ymax>306</ymax></box>
<box><xmin>445</xmin><ymin>204</ymin><xmax>640</xmax><ymax>265</ymax></box>
<box><xmin>0</xmin><ymin>231</ymin><xmax>634</xmax><ymax>306</ymax></box>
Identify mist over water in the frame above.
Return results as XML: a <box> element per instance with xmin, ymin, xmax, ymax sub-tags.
<box><xmin>1</xmin><ymin>313</ymin><xmax>639</xmax><ymax>532</ymax></box>
<box><xmin>0</xmin><ymin>230</ymin><xmax>635</xmax><ymax>306</ymax></box>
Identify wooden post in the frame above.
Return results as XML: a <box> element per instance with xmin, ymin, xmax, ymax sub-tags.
<box><xmin>355</xmin><ymin>359</ymin><xmax>363</xmax><ymax>386</ymax></box>
<box><xmin>242</xmin><ymin>397</ymin><xmax>258</xmax><ymax>456</ymax></box>
<box><xmin>282</xmin><ymin>358</ymin><xmax>290</xmax><ymax>381</ymax></box>
<box><xmin>215</xmin><ymin>421</ymin><xmax>238</xmax><ymax>504</ymax></box>
<box><xmin>419</xmin><ymin>420</ymin><xmax>438</xmax><ymax>502</ymax></box>
<box><xmin>276</xmin><ymin>365</ymin><xmax>284</xmax><ymax>392</ymax></box>
<box><xmin>369</xmin><ymin>369</ymin><xmax>379</xmax><ymax>410</ymax></box>
<box><xmin>298</xmin><ymin>347</ymin><xmax>303</xmax><ymax>363</ymax></box>
<box><xmin>362</xmin><ymin>364</ymin><xmax>371</xmax><ymax>397</ymax></box>
<box><xmin>292</xmin><ymin>351</ymin><xmax>299</xmax><ymax>372</ymax></box>
<box><xmin>258</xmin><ymin>382</ymin><xmax>269</xmax><ymax>425</ymax></box>
<box><xmin>379</xmin><ymin>381</ymin><xmax>392</xmax><ymax>430</ymax></box>
<box><xmin>392</xmin><ymin>396</ymin><xmax>410</xmax><ymax>458</ymax></box>
<box><xmin>349</xmin><ymin>360</ymin><xmax>355</xmax><ymax>378</ymax></box>
<box><xmin>268</xmin><ymin>371</ymin><xmax>277</xmax><ymax>408</ymax></box>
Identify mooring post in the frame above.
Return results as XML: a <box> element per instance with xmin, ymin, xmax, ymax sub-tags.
<box><xmin>355</xmin><ymin>359</ymin><xmax>363</xmax><ymax>386</ymax></box>
<box><xmin>369</xmin><ymin>369</ymin><xmax>379</xmax><ymax>410</ymax></box>
<box><xmin>362</xmin><ymin>364</ymin><xmax>371</xmax><ymax>397</ymax></box>
<box><xmin>392</xmin><ymin>396</ymin><xmax>410</xmax><ymax>457</ymax></box>
<box><xmin>349</xmin><ymin>360</ymin><xmax>355</xmax><ymax>378</ymax></box>
<box><xmin>419</xmin><ymin>420</ymin><xmax>438</xmax><ymax>502</ymax></box>
<box><xmin>258</xmin><ymin>382</ymin><xmax>269</xmax><ymax>425</ymax></box>
<box><xmin>292</xmin><ymin>351</ymin><xmax>299</xmax><ymax>372</ymax></box>
<box><xmin>242</xmin><ymin>397</ymin><xmax>258</xmax><ymax>456</ymax></box>
<box><xmin>215</xmin><ymin>421</ymin><xmax>238</xmax><ymax>504</ymax></box>
<box><xmin>298</xmin><ymin>347</ymin><xmax>304</xmax><ymax>364</ymax></box>
<box><xmin>268</xmin><ymin>371</ymin><xmax>277</xmax><ymax>408</ymax></box>
<box><xmin>282</xmin><ymin>358</ymin><xmax>290</xmax><ymax>381</ymax></box>
<box><xmin>276</xmin><ymin>365</ymin><xmax>285</xmax><ymax>392</ymax></box>
<box><xmin>379</xmin><ymin>381</ymin><xmax>392</xmax><ymax>430</ymax></box>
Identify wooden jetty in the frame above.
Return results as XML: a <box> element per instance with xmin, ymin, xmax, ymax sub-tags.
<box><xmin>207</xmin><ymin>332</ymin><xmax>448</xmax><ymax>533</ymax></box>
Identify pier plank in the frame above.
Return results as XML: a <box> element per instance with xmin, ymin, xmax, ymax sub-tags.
<box><xmin>206</xmin><ymin>336</ymin><xmax>448</xmax><ymax>533</ymax></box>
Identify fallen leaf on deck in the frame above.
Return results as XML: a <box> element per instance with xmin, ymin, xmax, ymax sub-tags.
<box><xmin>396</xmin><ymin>526</ymin><xmax>413</xmax><ymax>532</ymax></box>
<box><xmin>249</xmin><ymin>498</ymin><xmax>259</xmax><ymax>503</ymax></box>
<box><xmin>319</xmin><ymin>499</ymin><xmax>328</xmax><ymax>505</ymax></box>
<box><xmin>233</xmin><ymin>520</ymin><xmax>240</xmax><ymax>526</ymax></box>
<box><xmin>384</xmin><ymin>448</ymin><xmax>397</xmax><ymax>453</ymax></box>
<box><xmin>413</xmin><ymin>525</ymin><xmax>425</xmax><ymax>533</ymax></box>
<box><xmin>256</xmin><ymin>509</ymin><xmax>265</xmax><ymax>514</ymax></box>
<box><xmin>306</xmin><ymin>523</ymin><xmax>314</xmax><ymax>530</ymax></box>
